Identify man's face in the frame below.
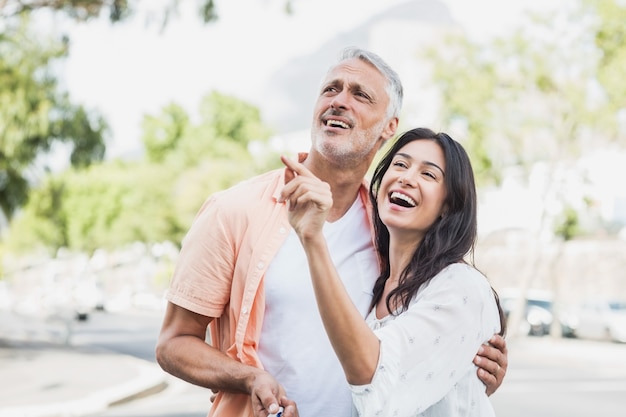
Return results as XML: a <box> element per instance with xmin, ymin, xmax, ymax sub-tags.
<box><xmin>311</xmin><ymin>58</ymin><xmax>397</xmax><ymax>166</ymax></box>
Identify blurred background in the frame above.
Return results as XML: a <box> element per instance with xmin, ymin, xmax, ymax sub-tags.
<box><xmin>1</xmin><ymin>0</ymin><xmax>625</xmax><ymax>415</ymax></box>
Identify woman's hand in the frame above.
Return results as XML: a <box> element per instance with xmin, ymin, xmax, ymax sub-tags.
<box><xmin>279</xmin><ymin>155</ymin><xmax>332</xmax><ymax>241</ymax></box>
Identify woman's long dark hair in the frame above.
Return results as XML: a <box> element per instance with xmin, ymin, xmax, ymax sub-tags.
<box><xmin>369</xmin><ymin>128</ymin><xmax>506</xmax><ymax>336</ymax></box>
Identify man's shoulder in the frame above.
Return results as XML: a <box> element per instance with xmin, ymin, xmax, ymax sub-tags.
<box><xmin>213</xmin><ymin>169</ymin><xmax>283</xmax><ymax>201</ymax></box>
<box><xmin>187</xmin><ymin>168</ymin><xmax>284</xmax><ymax>239</ymax></box>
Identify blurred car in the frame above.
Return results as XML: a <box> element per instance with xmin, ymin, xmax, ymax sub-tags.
<box><xmin>500</xmin><ymin>289</ymin><xmax>576</xmax><ymax>337</ymax></box>
<box><xmin>574</xmin><ymin>300</ymin><xmax>626</xmax><ymax>343</ymax></box>
<box><xmin>72</xmin><ymin>281</ymin><xmax>106</xmax><ymax>321</ymax></box>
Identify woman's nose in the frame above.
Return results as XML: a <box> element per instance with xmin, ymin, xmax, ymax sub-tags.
<box><xmin>399</xmin><ymin>175</ymin><xmax>416</xmax><ymax>187</ymax></box>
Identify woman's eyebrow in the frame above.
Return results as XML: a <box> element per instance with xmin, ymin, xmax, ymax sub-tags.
<box><xmin>395</xmin><ymin>152</ymin><xmax>445</xmax><ymax>176</ymax></box>
<box><xmin>425</xmin><ymin>161</ymin><xmax>445</xmax><ymax>177</ymax></box>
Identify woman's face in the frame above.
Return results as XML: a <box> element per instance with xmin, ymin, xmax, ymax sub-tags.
<box><xmin>377</xmin><ymin>139</ymin><xmax>448</xmax><ymax>241</ymax></box>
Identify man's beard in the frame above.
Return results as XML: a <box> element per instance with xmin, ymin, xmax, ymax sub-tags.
<box><xmin>311</xmin><ymin>120</ymin><xmax>386</xmax><ymax>166</ymax></box>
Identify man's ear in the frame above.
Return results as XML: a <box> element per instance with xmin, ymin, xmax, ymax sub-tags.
<box><xmin>381</xmin><ymin>117</ymin><xmax>399</xmax><ymax>142</ymax></box>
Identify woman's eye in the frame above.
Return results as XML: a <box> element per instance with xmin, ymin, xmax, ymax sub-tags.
<box><xmin>423</xmin><ymin>171</ymin><xmax>436</xmax><ymax>179</ymax></box>
<box><xmin>392</xmin><ymin>161</ymin><xmax>408</xmax><ymax>169</ymax></box>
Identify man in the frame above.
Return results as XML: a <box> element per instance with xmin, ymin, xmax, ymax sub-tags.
<box><xmin>156</xmin><ymin>47</ymin><xmax>508</xmax><ymax>417</ymax></box>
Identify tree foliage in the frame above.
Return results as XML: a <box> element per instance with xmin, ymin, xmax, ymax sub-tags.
<box><xmin>585</xmin><ymin>0</ymin><xmax>626</xmax><ymax>122</ymax></box>
<box><xmin>426</xmin><ymin>0</ymin><xmax>626</xmax><ymax>238</ymax></box>
<box><xmin>0</xmin><ymin>0</ymin><xmax>244</xmax><ymax>26</ymax></box>
<box><xmin>5</xmin><ymin>91</ymin><xmax>277</xmax><ymax>253</ymax></box>
<box><xmin>142</xmin><ymin>91</ymin><xmax>274</xmax><ymax>168</ymax></box>
<box><xmin>7</xmin><ymin>161</ymin><xmax>180</xmax><ymax>253</ymax></box>
<box><xmin>0</xmin><ymin>17</ymin><xmax>107</xmax><ymax>223</ymax></box>
<box><xmin>145</xmin><ymin>91</ymin><xmax>276</xmax><ymax>229</ymax></box>
<box><xmin>434</xmin><ymin>3</ymin><xmax>626</xmax><ymax>170</ymax></box>
<box><xmin>141</xmin><ymin>103</ymin><xmax>189</xmax><ymax>163</ymax></box>
<box><xmin>0</xmin><ymin>0</ymin><xmax>132</xmax><ymax>22</ymax></box>
<box><xmin>426</xmin><ymin>13</ymin><xmax>605</xmax><ymax>186</ymax></box>
<box><xmin>1</xmin><ymin>0</ymin><xmax>298</xmax><ymax>30</ymax></box>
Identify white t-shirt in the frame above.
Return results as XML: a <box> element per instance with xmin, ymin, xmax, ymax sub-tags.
<box><xmin>258</xmin><ymin>197</ymin><xmax>378</xmax><ymax>417</ymax></box>
<box><xmin>350</xmin><ymin>263</ymin><xmax>501</xmax><ymax>417</ymax></box>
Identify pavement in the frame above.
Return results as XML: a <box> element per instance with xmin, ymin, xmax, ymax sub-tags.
<box><xmin>1</xmin><ymin>317</ymin><xmax>626</xmax><ymax>417</ymax></box>
<box><xmin>0</xmin><ymin>338</ymin><xmax>169</xmax><ymax>417</ymax></box>
<box><xmin>0</xmin><ymin>306</ymin><xmax>171</xmax><ymax>417</ymax></box>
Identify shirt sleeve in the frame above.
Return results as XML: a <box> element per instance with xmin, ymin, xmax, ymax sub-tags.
<box><xmin>166</xmin><ymin>194</ymin><xmax>238</xmax><ymax>317</ymax></box>
<box><xmin>349</xmin><ymin>264</ymin><xmax>500</xmax><ymax>417</ymax></box>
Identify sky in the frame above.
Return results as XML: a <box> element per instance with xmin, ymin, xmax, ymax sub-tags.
<box><xmin>50</xmin><ymin>0</ymin><xmax>568</xmax><ymax>160</ymax></box>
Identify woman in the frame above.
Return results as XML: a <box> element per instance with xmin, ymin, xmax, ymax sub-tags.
<box><xmin>279</xmin><ymin>127</ymin><xmax>506</xmax><ymax>417</ymax></box>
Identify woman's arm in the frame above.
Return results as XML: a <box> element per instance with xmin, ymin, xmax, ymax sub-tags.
<box><xmin>279</xmin><ymin>156</ymin><xmax>381</xmax><ymax>385</ymax></box>
<box><xmin>350</xmin><ymin>265</ymin><xmax>500</xmax><ymax>416</ymax></box>
<box><xmin>300</xmin><ymin>232</ymin><xmax>381</xmax><ymax>384</ymax></box>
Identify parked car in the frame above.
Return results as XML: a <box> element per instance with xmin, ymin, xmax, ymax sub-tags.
<box><xmin>499</xmin><ymin>289</ymin><xmax>576</xmax><ymax>337</ymax></box>
<box><xmin>574</xmin><ymin>300</ymin><xmax>626</xmax><ymax>343</ymax></box>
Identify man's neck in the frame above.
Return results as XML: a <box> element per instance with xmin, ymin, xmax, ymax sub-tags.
<box><xmin>315</xmin><ymin>166</ymin><xmax>367</xmax><ymax>222</ymax></box>
<box><xmin>301</xmin><ymin>150</ymin><xmax>372</xmax><ymax>222</ymax></box>
<box><xmin>327</xmin><ymin>182</ymin><xmax>362</xmax><ymax>222</ymax></box>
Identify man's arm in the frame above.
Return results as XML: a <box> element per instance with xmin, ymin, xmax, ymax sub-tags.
<box><xmin>473</xmin><ymin>334</ymin><xmax>508</xmax><ymax>396</ymax></box>
<box><xmin>156</xmin><ymin>302</ymin><xmax>293</xmax><ymax>416</ymax></box>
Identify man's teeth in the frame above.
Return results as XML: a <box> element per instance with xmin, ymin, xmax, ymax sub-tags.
<box><xmin>390</xmin><ymin>191</ymin><xmax>416</xmax><ymax>207</ymax></box>
<box><xmin>326</xmin><ymin>119</ymin><xmax>349</xmax><ymax>129</ymax></box>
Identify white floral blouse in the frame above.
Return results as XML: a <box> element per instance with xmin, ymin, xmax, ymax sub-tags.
<box><xmin>349</xmin><ymin>263</ymin><xmax>501</xmax><ymax>417</ymax></box>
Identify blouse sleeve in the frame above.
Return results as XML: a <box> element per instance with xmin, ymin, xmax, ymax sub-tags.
<box><xmin>349</xmin><ymin>264</ymin><xmax>500</xmax><ymax>417</ymax></box>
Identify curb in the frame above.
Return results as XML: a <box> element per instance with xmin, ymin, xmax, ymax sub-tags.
<box><xmin>0</xmin><ymin>358</ymin><xmax>168</xmax><ymax>417</ymax></box>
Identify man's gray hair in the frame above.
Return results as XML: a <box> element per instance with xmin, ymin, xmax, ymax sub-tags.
<box><xmin>337</xmin><ymin>47</ymin><xmax>404</xmax><ymax>120</ymax></box>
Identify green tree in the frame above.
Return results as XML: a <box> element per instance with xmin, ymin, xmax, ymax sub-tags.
<box><xmin>141</xmin><ymin>103</ymin><xmax>189</xmax><ymax>163</ymax></box>
<box><xmin>586</xmin><ymin>0</ymin><xmax>626</xmax><ymax>135</ymax></box>
<box><xmin>427</xmin><ymin>10</ymin><xmax>606</xmax><ymax>186</ymax></box>
<box><xmin>427</xmin><ymin>4</ymin><xmax>615</xmax><ymax>201</ymax></box>
<box><xmin>426</xmin><ymin>3</ymin><xmax>623</xmax><ymax>338</ymax></box>
<box><xmin>158</xmin><ymin>91</ymin><xmax>274</xmax><ymax>169</ymax></box>
<box><xmin>0</xmin><ymin>17</ymin><xmax>107</xmax><ymax>224</ymax></box>
<box><xmin>5</xmin><ymin>91</ymin><xmax>276</xmax><ymax>252</ymax></box>
<box><xmin>161</xmin><ymin>91</ymin><xmax>276</xmax><ymax>227</ymax></box>
<box><xmin>0</xmin><ymin>0</ymin><xmax>295</xmax><ymax>26</ymax></box>
<box><xmin>0</xmin><ymin>0</ymin><xmax>133</xmax><ymax>22</ymax></box>
<box><xmin>6</xmin><ymin>161</ymin><xmax>182</xmax><ymax>253</ymax></box>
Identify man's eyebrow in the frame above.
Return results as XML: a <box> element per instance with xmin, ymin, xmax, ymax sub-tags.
<box><xmin>394</xmin><ymin>152</ymin><xmax>445</xmax><ymax>176</ymax></box>
<box><xmin>323</xmin><ymin>79</ymin><xmax>342</xmax><ymax>87</ymax></box>
<box><xmin>348</xmin><ymin>82</ymin><xmax>375</xmax><ymax>96</ymax></box>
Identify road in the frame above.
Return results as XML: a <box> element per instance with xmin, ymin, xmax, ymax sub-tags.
<box><xmin>71</xmin><ymin>308</ymin><xmax>209</xmax><ymax>417</ymax></box>
<box><xmin>73</xmin><ymin>309</ymin><xmax>626</xmax><ymax>417</ymax></box>
<box><xmin>491</xmin><ymin>336</ymin><xmax>626</xmax><ymax>417</ymax></box>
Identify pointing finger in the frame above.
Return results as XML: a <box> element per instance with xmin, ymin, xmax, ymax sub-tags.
<box><xmin>280</xmin><ymin>155</ymin><xmax>315</xmax><ymax>178</ymax></box>
<box><xmin>283</xmin><ymin>166</ymin><xmax>296</xmax><ymax>185</ymax></box>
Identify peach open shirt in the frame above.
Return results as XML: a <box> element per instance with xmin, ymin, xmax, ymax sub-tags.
<box><xmin>166</xmin><ymin>159</ymin><xmax>373</xmax><ymax>417</ymax></box>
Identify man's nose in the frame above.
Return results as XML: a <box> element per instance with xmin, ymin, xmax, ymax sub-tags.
<box><xmin>329</xmin><ymin>91</ymin><xmax>349</xmax><ymax>110</ymax></box>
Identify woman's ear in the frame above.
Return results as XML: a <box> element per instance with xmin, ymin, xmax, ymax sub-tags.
<box><xmin>440</xmin><ymin>205</ymin><xmax>449</xmax><ymax>219</ymax></box>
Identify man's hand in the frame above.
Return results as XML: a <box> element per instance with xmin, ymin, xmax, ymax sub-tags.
<box><xmin>210</xmin><ymin>374</ymin><xmax>298</xmax><ymax>417</ymax></box>
<box><xmin>474</xmin><ymin>334</ymin><xmax>508</xmax><ymax>396</ymax></box>
<box><xmin>250</xmin><ymin>372</ymin><xmax>298</xmax><ymax>417</ymax></box>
